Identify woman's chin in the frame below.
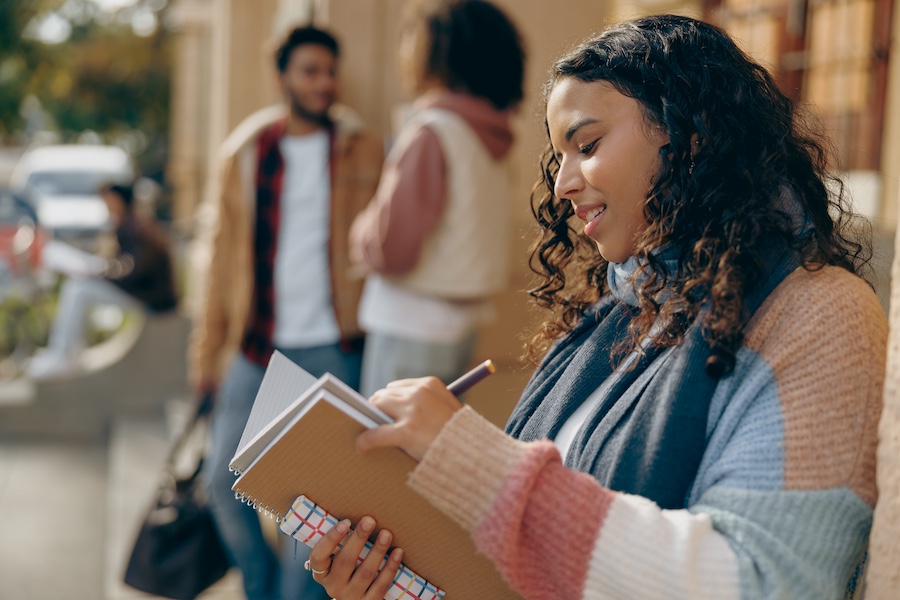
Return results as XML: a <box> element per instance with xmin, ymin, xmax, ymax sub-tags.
<box><xmin>594</xmin><ymin>243</ymin><xmax>631</xmax><ymax>264</ymax></box>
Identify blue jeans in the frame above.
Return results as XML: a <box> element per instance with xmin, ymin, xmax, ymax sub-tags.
<box><xmin>204</xmin><ymin>343</ymin><xmax>362</xmax><ymax>600</ymax></box>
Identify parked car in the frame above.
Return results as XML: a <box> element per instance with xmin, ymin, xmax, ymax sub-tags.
<box><xmin>0</xmin><ymin>187</ymin><xmax>48</xmax><ymax>292</ymax></box>
<box><xmin>9</xmin><ymin>145</ymin><xmax>135</xmax><ymax>251</ymax></box>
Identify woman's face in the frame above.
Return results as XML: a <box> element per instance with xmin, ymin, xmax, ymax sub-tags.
<box><xmin>546</xmin><ymin>78</ymin><xmax>667</xmax><ymax>263</ymax></box>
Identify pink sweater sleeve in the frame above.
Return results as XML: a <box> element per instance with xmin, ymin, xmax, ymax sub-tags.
<box><xmin>349</xmin><ymin>125</ymin><xmax>446</xmax><ymax>276</ymax></box>
<box><xmin>409</xmin><ymin>407</ymin><xmax>741</xmax><ymax>600</ymax></box>
<box><xmin>409</xmin><ymin>407</ymin><xmax>617</xmax><ymax>598</ymax></box>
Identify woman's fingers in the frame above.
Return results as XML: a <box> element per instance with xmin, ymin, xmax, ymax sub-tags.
<box><xmin>313</xmin><ymin>516</ymin><xmax>374</xmax><ymax>598</ymax></box>
<box><xmin>311</xmin><ymin>517</ymin><xmax>403</xmax><ymax>600</ymax></box>
<box><xmin>356</xmin><ymin>422</ymin><xmax>406</xmax><ymax>454</ymax></box>
<box><xmin>384</xmin><ymin>377</ymin><xmax>421</xmax><ymax>388</ymax></box>
<box><xmin>365</xmin><ymin>547</ymin><xmax>404</xmax><ymax>600</ymax></box>
<box><xmin>344</xmin><ymin>527</ymin><xmax>398</xmax><ymax>598</ymax></box>
<box><xmin>308</xmin><ymin>518</ymin><xmax>350</xmax><ymax>579</ymax></box>
<box><xmin>331</xmin><ymin>515</ymin><xmax>376</xmax><ymax>577</ymax></box>
<box><xmin>359</xmin><ymin>377</ymin><xmax>461</xmax><ymax>461</ymax></box>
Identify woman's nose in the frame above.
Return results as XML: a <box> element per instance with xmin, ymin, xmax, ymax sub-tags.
<box><xmin>554</xmin><ymin>156</ymin><xmax>583</xmax><ymax>200</ymax></box>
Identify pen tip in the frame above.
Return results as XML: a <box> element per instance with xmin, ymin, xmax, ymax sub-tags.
<box><xmin>485</xmin><ymin>359</ymin><xmax>496</xmax><ymax>373</ymax></box>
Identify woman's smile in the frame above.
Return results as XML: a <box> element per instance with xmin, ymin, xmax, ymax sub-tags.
<box><xmin>574</xmin><ymin>203</ymin><xmax>607</xmax><ymax>238</ymax></box>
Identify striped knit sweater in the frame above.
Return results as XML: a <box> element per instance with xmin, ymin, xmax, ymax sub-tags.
<box><xmin>408</xmin><ymin>266</ymin><xmax>887</xmax><ymax>599</ymax></box>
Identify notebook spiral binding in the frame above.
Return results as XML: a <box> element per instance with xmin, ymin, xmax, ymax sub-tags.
<box><xmin>233</xmin><ymin>490</ymin><xmax>285</xmax><ymax>522</ymax></box>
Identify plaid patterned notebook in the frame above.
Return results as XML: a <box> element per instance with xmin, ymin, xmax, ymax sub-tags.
<box><xmin>280</xmin><ymin>495</ymin><xmax>445</xmax><ymax>600</ymax></box>
<box><xmin>230</xmin><ymin>353</ymin><xmax>522</xmax><ymax>599</ymax></box>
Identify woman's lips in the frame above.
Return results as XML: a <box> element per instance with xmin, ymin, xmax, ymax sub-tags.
<box><xmin>575</xmin><ymin>204</ymin><xmax>607</xmax><ymax>237</ymax></box>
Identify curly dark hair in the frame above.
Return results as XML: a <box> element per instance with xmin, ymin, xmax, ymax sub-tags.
<box><xmin>401</xmin><ymin>0</ymin><xmax>525</xmax><ymax>110</ymax></box>
<box><xmin>526</xmin><ymin>14</ymin><xmax>872</xmax><ymax>374</ymax></box>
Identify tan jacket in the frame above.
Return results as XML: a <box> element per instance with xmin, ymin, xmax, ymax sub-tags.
<box><xmin>190</xmin><ymin>104</ymin><xmax>383</xmax><ymax>383</ymax></box>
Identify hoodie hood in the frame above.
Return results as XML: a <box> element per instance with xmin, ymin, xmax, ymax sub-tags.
<box><xmin>416</xmin><ymin>89</ymin><xmax>515</xmax><ymax>160</ymax></box>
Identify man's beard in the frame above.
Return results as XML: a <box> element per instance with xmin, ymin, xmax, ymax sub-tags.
<box><xmin>289</xmin><ymin>94</ymin><xmax>332</xmax><ymax>126</ymax></box>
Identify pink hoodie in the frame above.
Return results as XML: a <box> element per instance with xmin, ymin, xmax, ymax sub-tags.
<box><xmin>350</xmin><ymin>89</ymin><xmax>515</xmax><ymax>276</ymax></box>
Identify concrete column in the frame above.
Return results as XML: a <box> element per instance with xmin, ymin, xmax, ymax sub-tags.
<box><xmin>167</xmin><ymin>0</ymin><xmax>212</xmax><ymax>225</ymax></box>
<box><xmin>867</xmin><ymin>6</ymin><xmax>900</xmax><ymax>594</ymax></box>
<box><xmin>877</xmin><ymin>0</ymin><xmax>900</xmax><ymax>226</ymax></box>
<box><xmin>205</xmin><ymin>0</ymin><xmax>280</xmax><ymax>186</ymax></box>
<box><xmin>867</xmin><ymin>178</ymin><xmax>900</xmax><ymax>597</ymax></box>
<box><xmin>181</xmin><ymin>0</ymin><xmax>279</xmax><ymax>316</ymax></box>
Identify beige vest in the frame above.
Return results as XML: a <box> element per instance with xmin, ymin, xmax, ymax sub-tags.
<box><xmin>391</xmin><ymin>108</ymin><xmax>511</xmax><ymax>299</ymax></box>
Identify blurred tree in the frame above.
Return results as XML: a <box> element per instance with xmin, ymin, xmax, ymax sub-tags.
<box><xmin>0</xmin><ymin>1</ymin><xmax>47</xmax><ymax>137</ymax></box>
<box><xmin>0</xmin><ymin>0</ymin><xmax>171</xmax><ymax>177</ymax></box>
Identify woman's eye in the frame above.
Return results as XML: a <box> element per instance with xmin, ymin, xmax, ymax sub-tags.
<box><xmin>579</xmin><ymin>140</ymin><xmax>598</xmax><ymax>154</ymax></box>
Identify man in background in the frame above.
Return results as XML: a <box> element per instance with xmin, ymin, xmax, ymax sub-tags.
<box><xmin>28</xmin><ymin>182</ymin><xmax>177</xmax><ymax>379</ymax></box>
<box><xmin>190</xmin><ymin>26</ymin><xmax>382</xmax><ymax>600</ymax></box>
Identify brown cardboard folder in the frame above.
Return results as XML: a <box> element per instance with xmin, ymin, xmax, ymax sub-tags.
<box><xmin>231</xmin><ymin>390</ymin><xmax>521</xmax><ymax>599</ymax></box>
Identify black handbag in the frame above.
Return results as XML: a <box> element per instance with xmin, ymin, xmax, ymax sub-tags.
<box><xmin>123</xmin><ymin>394</ymin><xmax>232</xmax><ymax>600</ymax></box>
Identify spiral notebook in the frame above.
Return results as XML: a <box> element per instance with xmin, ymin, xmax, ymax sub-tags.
<box><xmin>229</xmin><ymin>352</ymin><xmax>391</xmax><ymax>477</ymax></box>
<box><xmin>229</xmin><ymin>352</ymin><xmax>521</xmax><ymax>600</ymax></box>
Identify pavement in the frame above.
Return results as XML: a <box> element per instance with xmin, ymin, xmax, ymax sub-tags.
<box><xmin>0</xmin><ymin>403</ymin><xmax>247</xmax><ymax>600</ymax></box>
<box><xmin>0</xmin><ymin>311</ymin><xmax>245</xmax><ymax>600</ymax></box>
<box><xmin>0</xmin><ymin>304</ymin><xmax>531</xmax><ymax>600</ymax></box>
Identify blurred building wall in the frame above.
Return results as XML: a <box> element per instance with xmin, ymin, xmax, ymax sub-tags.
<box><xmin>325</xmin><ymin>0</ymin><xmax>629</xmax><ymax>421</ymax></box>
<box><xmin>868</xmin><ymin>189</ymin><xmax>900</xmax><ymax>600</ymax></box>
<box><xmin>167</xmin><ymin>0</ymin><xmax>900</xmax><ymax>420</ymax></box>
<box><xmin>168</xmin><ymin>0</ymin><xmax>900</xmax><ymax>590</ymax></box>
<box><xmin>168</xmin><ymin>0</ymin><xmax>618</xmax><ymax>422</ymax></box>
<box><xmin>881</xmin><ymin>1</ymin><xmax>900</xmax><ymax>226</ymax></box>
<box><xmin>867</xmin><ymin>3</ymin><xmax>900</xmax><ymax>597</ymax></box>
<box><xmin>167</xmin><ymin>0</ymin><xmax>900</xmax><ymax>285</ymax></box>
<box><xmin>711</xmin><ymin>0</ymin><xmax>896</xmax><ymax>229</ymax></box>
<box><xmin>167</xmin><ymin>0</ymin><xmax>282</xmax><ymax>225</ymax></box>
<box><xmin>167</xmin><ymin>0</ymin><xmax>211</xmax><ymax>224</ymax></box>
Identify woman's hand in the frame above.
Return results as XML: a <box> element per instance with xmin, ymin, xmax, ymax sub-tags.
<box><xmin>307</xmin><ymin>516</ymin><xmax>403</xmax><ymax>600</ymax></box>
<box><xmin>358</xmin><ymin>377</ymin><xmax>462</xmax><ymax>461</ymax></box>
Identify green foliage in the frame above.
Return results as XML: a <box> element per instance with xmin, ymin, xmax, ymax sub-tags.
<box><xmin>0</xmin><ymin>0</ymin><xmax>171</xmax><ymax>170</ymax></box>
<box><xmin>0</xmin><ymin>1</ymin><xmax>44</xmax><ymax>136</ymax></box>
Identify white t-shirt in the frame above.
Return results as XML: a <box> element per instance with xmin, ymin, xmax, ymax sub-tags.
<box><xmin>358</xmin><ymin>274</ymin><xmax>492</xmax><ymax>344</ymax></box>
<box><xmin>272</xmin><ymin>130</ymin><xmax>340</xmax><ymax>347</ymax></box>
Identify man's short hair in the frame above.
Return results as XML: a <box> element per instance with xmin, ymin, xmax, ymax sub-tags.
<box><xmin>100</xmin><ymin>182</ymin><xmax>134</xmax><ymax>209</ymax></box>
<box><xmin>275</xmin><ymin>26</ymin><xmax>340</xmax><ymax>73</ymax></box>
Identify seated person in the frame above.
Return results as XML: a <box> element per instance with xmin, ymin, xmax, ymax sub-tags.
<box><xmin>28</xmin><ymin>182</ymin><xmax>177</xmax><ymax>379</ymax></box>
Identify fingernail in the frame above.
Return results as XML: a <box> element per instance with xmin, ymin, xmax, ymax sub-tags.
<box><xmin>359</xmin><ymin>516</ymin><xmax>375</xmax><ymax>532</ymax></box>
<box><xmin>377</xmin><ymin>530</ymin><xmax>391</xmax><ymax>545</ymax></box>
<box><xmin>393</xmin><ymin>548</ymin><xmax>403</xmax><ymax>562</ymax></box>
<box><xmin>336</xmin><ymin>519</ymin><xmax>350</xmax><ymax>533</ymax></box>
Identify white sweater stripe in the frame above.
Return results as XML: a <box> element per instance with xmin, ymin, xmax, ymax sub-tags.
<box><xmin>584</xmin><ymin>493</ymin><xmax>740</xmax><ymax>600</ymax></box>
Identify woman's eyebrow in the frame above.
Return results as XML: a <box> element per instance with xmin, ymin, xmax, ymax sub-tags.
<box><xmin>566</xmin><ymin>118</ymin><xmax>599</xmax><ymax>142</ymax></box>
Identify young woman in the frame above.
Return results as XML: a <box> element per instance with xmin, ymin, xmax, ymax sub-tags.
<box><xmin>350</xmin><ymin>0</ymin><xmax>525</xmax><ymax>397</ymax></box>
<box><xmin>307</xmin><ymin>14</ymin><xmax>887</xmax><ymax>600</ymax></box>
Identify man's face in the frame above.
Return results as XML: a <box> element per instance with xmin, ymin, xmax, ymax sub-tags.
<box><xmin>101</xmin><ymin>191</ymin><xmax>126</xmax><ymax>226</ymax></box>
<box><xmin>279</xmin><ymin>44</ymin><xmax>338</xmax><ymax>122</ymax></box>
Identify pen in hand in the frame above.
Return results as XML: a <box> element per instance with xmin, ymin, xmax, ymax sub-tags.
<box><xmin>446</xmin><ymin>359</ymin><xmax>496</xmax><ymax>398</ymax></box>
